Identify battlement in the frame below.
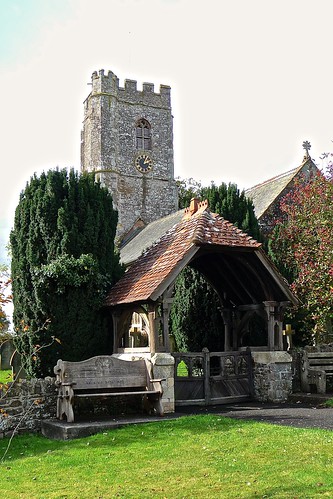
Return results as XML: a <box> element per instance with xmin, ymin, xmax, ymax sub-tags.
<box><xmin>90</xmin><ymin>69</ymin><xmax>171</xmax><ymax>107</ymax></box>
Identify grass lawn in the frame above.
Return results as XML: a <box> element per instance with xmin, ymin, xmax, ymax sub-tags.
<box><xmin>0</xmin><ymin>369</ymin><xmax>12</xmax><ymax>384</ymax></box>
<box><xmin>1</xmin><ymin>414</ymin><xmax>333</xmax><ymax>498</ymax></box>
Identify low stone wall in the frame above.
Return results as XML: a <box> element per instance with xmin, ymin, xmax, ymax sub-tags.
<box><xmin>0</xmin><ymin>378</ymin><xmax>57</xmax><ymax>437</ymax></box>
<box><xmin>151</xmin><ymin>353</ymin><xmax>175</xmax><ymax>413</ymax></box>
<box><xmin>0</xmin><ymin>354</ymin><xmax>176</xmax><ymax>437</ymax></box>
<box><xmin>251</xmin><ymin>351</ymin><xmax>293</xmax><ymax>403</ymax></box>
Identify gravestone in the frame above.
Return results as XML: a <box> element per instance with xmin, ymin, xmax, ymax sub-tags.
<box><xmin>10</xmin><ymin>350</ymin><xmax>27</xmax><ymax>380</ymax></box>
<box><xmin>0</xmin><ymin>339</ymin><xmax>15</xmax><ymax>370</ymax></box>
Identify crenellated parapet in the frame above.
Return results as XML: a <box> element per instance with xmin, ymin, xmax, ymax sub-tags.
<box><xmin>81</xmin><ymin>67</ymin><xmax>177</xmax><ymax>243</ymax></box>
<box><xmin>89</xmin><ymin>69</ymin><xmax>171</xmax><ymax>108</ymax></box>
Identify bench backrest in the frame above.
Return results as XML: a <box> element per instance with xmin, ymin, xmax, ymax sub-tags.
<box><xmin>54</xmin><ymin>356</ymin><xmax>151</xmax><ymax>391</ymax></box>
<box><xmin>305</xmin><ymin>352</ymin><xmax>333</xmax><ymax>373</ymax></box>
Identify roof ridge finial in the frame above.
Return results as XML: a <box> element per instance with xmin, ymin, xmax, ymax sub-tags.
<box><xmin>302</xmin><ymin>140</ymin><xmax>311</xmax><ymax>160</ymax></box>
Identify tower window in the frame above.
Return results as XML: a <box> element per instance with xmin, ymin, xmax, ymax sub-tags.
<box><xmin>136</xmin><ymin>118</ymin><xmax>151</xmax><ymax>150</ymax></box>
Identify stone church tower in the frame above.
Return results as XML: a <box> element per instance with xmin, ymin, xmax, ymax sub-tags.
<box><xmin>81</xmin><ymin>69</ymin><xmax>178</xmax><ymax>244</ymax></box>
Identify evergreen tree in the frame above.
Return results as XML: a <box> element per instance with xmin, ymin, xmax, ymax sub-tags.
<box><xmin>201</xmin><ymin>182</ymin><xmax>261</xmax><ymax>241</ymax></box>
<box><xmin>0</xmin><ymin>265</ymin><xmax>10</xmax><ymax>334</ymax></box>
<box><xmin>10</xmin><ymin>169</ymin><xmax>122</xmax><ymax>377</ymax></box>
<box><xmin>170</xmin><ymin>180</ymin><xmax>262</xmax><ymax>352</ymax></box>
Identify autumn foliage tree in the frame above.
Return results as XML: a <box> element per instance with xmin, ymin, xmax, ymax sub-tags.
<box><xmin>269</xmin><ymin>167</ymin><xmax>333</xmax><ymax>343</ymax></box>
<box><xmin>10</xmin><ymin>169</ymin><xmax>122</xmax><ymax>377</ymax></box>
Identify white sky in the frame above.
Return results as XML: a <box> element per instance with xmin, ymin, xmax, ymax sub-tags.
<box><xmin>1</xmin><ymin>0</ymin><xmax>333</xmax><ymax>264</ymax></box>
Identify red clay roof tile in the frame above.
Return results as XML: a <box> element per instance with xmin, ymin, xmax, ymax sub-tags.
<box><xmin>105</xmin><ymin>209</ymin><xmax>261</xmax><ymax>307</ymax></box>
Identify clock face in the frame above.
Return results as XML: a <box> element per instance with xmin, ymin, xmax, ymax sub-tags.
<box><xmin>135</xmin><ymin>153</ymin><xmax>153</xmax><ymax>173</ymax></box>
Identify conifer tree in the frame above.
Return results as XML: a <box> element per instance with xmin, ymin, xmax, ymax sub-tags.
<box><xmin>10</xmin><ymin>169</ymin><xmax>122</xmax><ymax>377</ymax></box>
<box><xmin>170</xmin><ymin>181</ymin><xmax>262</xmax><ymax>352</ymax></box>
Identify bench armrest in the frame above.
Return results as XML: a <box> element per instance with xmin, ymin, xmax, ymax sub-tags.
<box><xmin>150</xmin><ymin>378</ymin><xmax>166</xmax><ymax>383</ymax></box>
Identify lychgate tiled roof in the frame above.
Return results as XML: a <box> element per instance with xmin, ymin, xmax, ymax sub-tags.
<box><xmin>105</xmin><ymin>208</ymin><xmax>261</xmax><ymax>307</ymax></box>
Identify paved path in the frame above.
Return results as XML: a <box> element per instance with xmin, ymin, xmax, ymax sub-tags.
<box><xmin>43</xmin><ymin>399</ymin><xmax>333</xmax><ymax>439</ymax></box>
<box><xmin>179</xmin><ymin>401</ymin><xmax>333</xmax><ymax>431</ymax></box>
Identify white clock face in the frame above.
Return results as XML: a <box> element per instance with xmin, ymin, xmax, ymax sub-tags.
<box><xmin>135</xmin><ymin>154</ymin><xmax>153</xmax><ymax>173</ymax></box>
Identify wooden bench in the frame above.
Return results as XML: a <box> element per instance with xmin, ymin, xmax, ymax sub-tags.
<box><xmin>54</xmin><ymin>356</ymin><xmax>164</xmax><ymax>422</ymax></box>
<box><xmin>301</xmin><ymin>351</ymin><xmax>333</xmax><ymax>394</ymax></box>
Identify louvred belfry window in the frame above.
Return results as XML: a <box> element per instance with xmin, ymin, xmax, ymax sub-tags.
<box><xmin>136</xmin><ymin>118</ymin><xmax>151</xmax><ymax>150</ymax></box>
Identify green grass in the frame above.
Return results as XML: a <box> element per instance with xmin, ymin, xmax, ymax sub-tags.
<box><xmin>1</xmin><ymin>415</ymin><xmax>333</xmax><ymax>498</ymax></box>
<box><xmin>0</xmin><ymin>369</ymin><xmax>12</xmax><ymax>384</ymax></box>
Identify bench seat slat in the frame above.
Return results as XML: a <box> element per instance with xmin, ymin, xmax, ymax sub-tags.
<box><xmin>307</xmin><ymin>352</ymin><xmax>333</xmax><ymax>358</ymax></box>
<box><xmin>309</xmin><ymin>365</ymin><xmax>333</xmax><ymax>370</ymax></box>
<box><xmin>74</xmin><ymin>390</ymin><xmax>159</xmax><ymax>398</ymax></box>
<box><xmin>69</xmin><ymin>378</ymin><xmax>149</xmax><ymax>390</ymax></box>
<box><xmin>309</xmin><ymin>359</ymin><xmax>333</xmax><ymax>368</ymax></box>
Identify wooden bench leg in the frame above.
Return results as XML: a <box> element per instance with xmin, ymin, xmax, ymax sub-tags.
<box><xmin>57</xmin><ymin>386</ymin><xmax>75</xmax><ymax>422</ymax></box>
<box><xmin>156</xmin><ymin>397</ymin><xmax>164</xmax><ymax>417</ymax></box>
<box><xmin>144</xmin><ymin>394</ymin><xmax>164</xmax><ymax>416</ymax></box>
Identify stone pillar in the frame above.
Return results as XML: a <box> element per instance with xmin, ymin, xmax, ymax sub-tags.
<box><xmin>251</xmin><ymin>351</ymin><xmax>293</xmax><ymax>403</ymax></box>
<box><xmin>151</xmin><ymin>353</ymin><xmax>175</xmax><ymax>413</ymax></box>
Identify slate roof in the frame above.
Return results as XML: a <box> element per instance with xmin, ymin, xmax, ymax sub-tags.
<box><xmin>106</xmin><ymin>208</ymin><xmax>261</xmax><ymax>307</ymax></box>
<box><xmin>245</xmin><ymin>156</ymin><xmax>317</xmax><ymax>219</ymax></box>
<box><xmin>120</xmin><ymin>210</ymin><xmax>184</xmax><ymax>266</ymax></box>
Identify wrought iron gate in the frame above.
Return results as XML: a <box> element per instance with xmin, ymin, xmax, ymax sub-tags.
<box><xmin>172</xmin><ymin>350</ymin><xmax>254</xmax><ymax>406</ymax></box>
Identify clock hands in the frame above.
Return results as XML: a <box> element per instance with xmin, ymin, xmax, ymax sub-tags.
<box><xmin>135</xmin><ymin>154</ymin><xmax>152</xmax><ymax>173</ymax></box>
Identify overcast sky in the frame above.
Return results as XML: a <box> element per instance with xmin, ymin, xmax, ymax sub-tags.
<box><xmin>1</xmin><ymin>0</ymin><xmax>333</xmax><ymax>263</ymax></box>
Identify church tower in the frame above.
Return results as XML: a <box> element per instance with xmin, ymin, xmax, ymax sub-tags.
<box><xmin>81</xmin><ymin>69</ymin><xmax>178</xmax><ymax>244</ymax></box>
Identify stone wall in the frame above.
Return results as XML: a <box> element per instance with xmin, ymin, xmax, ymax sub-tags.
<box><xmin>0</xmin><ymin>378</ymin><xmax>57</xmax><ymax>437</ymax></box>
<box><xmin>115</xmin><ymin>352</ymin><xmax>175</xmax><ymax>414</ymax></box>
<box><xmin>151</xmin><ymin>353</ymin><xmax>175</xmax><ymax>414</ymax></box>
<box><xmin>251</xmin><ymin>351</ymin><xmax>293</xmax><ymax>402</ymax></box>
<box><xmin>81</xmin><ymin>69</ymin><xmax>178</xmax><ymax>243</ymax></box>
<box><xmin>0</xmin><ymin>353</ymin><xmax>176</xmax><ymax>437</ymax></box>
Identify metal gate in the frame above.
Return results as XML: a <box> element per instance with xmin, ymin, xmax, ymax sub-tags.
<box><xmin>172</xmin><ymin>350</ymin><xmax>253</xmax><ymax>406</ymax></box>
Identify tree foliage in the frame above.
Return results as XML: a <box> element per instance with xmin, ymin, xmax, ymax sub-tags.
<box><xmin>170</xmin><ymin>180</ymin><xmax>262</xmax><ymax>352</ymax></box>
<box><xmin>10</xmin><ymin>169</ymin><xmax>122</xmax><ymax>377</ymax></box>
<box><xmin>269</xmin><ymin>168</ymin><xmax>333</xmax><ymax>343</ymax></box>
<box><xmin>176</xmin><ymin>177</ymin><xmax>202</xmax><ymax>209</ymax></box>
<box><xmin>200</xmin><ymin>183</ymin><xmax>261</xmax><ymax>241</ymax></box>
<box><xmin>0</xmin><ymin>265</ymin><xmax>11</xmax><ymax>334</ymax></box>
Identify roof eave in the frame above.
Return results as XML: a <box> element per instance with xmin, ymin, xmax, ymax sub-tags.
<box><xmin>149</xmin><ymin>245</ymin><xmax>199</xmax><ymax>301</ymax></box>
<box><xmin>255</xmin><ymin>248</ymin><xmax>300</xmax><ymax>306</ymax></box>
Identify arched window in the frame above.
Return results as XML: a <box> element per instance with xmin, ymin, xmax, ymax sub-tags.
<box><xmin>136</xmin><ymin>118</ymin><xmax>151</xmax><ymax>150</ymax></box>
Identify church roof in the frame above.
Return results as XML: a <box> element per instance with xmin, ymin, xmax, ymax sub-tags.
<box><xmin>105</xmin><ymin>202</ymin><xmax>297</xmax><ymax>307</ymax></box>
<box><xmin>245</xmin><ymin>156</ymin><xmax>317</xmax><ymax>219</ymax></box>
<box><xmin>120</xmin><ymin>210</ymin><xmax>184</xmax><ymax>266</ymax></box>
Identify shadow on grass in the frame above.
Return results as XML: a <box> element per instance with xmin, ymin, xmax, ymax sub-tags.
<box><xmin>0</xmin><ymin>414</ymin><xmax>265</xmax><ymax>462</ymax></box>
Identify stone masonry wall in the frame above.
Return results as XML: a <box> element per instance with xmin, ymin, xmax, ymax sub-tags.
<box><xmin>115</xmin><ymin>352</ymin><xmax>175</xmax><ymax>414</ymax></box>
<box><xmin>0</xmin><ymin>378</ymin><xmax>57</xmax><ymax>437</ymax></box>
<box><xmin>81</xmin><ymin>69</ymin><xmax>178</xmax><ymax>243</ymax></box>
<box><xmin>252</xmin><ymin>352</ymin><xmax>293</xmax><ymax>403</ymax></box>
